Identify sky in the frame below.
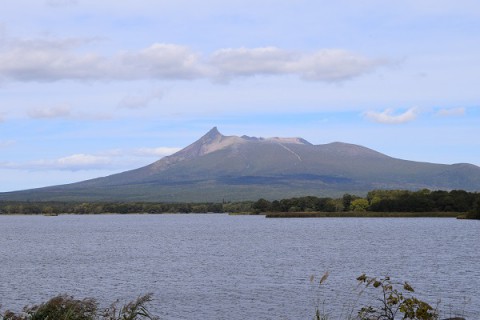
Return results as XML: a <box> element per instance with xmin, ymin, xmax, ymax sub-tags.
<box><xmin>1</xmin><ymin>0</ymin><xmax>479</xmax><ymax>192</ymax></box>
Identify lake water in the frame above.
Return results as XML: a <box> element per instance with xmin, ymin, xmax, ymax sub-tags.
<box><xmin>0</xmin><ymin>214</ymin><xmax>478</xmax><ymax>319</ymax></box>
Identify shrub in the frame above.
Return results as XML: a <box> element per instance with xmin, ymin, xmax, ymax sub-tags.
<box><xmin>355</xmin><ymin>274</ymin><xmax>438</xmax><ymax>320</ymax></box>
<box><xmin>1</xmin><ymin>294</ymin><xmax>157</xmax><ymax>320</ymax></box>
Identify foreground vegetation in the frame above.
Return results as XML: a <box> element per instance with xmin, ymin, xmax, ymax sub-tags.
<box><xmin>1</xmin><ymin>275</ymin><xmax>466</xmax><ymax>320</ymax></box>
<box><xmin>1</xmin><ymin>189</ymin><xmax>479</xmax><ymax>219</ymax></box>
<box><xmin>0</xmin><ymin>294</ymin><xmax>157</xmax><ymax>320</ymax></box>
<box><xmin>312</xmin><ymin>273</ymin><xmax>437</xmax><ymax>320</ymax></box>
<box><xmin>310</xmin><ymin>273</ymin><xmax>467</xmax><ymax>320</ymax></box>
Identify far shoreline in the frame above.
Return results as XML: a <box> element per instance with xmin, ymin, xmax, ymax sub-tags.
<box><xmin>0</xmin><ymin>212</ymin><xmax>473</xmax><ymax>219</ymax></box>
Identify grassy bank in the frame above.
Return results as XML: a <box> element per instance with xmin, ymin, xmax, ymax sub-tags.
<box><xmin>265</xmin><ymin>211</ymin><xmax>461</xmax><ymax>218</ymax></box>
<box><xmin>227</xmin><ymin>212</ymin><xmax>261</xmax><ymax>216</ymax></box>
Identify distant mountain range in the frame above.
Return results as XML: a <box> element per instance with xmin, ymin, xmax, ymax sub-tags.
<box><xmin>2</xmin><ymin>127</ymin><xmax>480</xmax><ymax>202</ymax></box>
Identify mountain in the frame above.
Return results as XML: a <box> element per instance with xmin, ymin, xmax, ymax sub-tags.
<box><xmin>2</xmin><ymin>127</ymin><xmax>480</xmax><ymax>202</ymax></box>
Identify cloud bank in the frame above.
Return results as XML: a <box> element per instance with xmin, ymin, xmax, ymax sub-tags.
<box><xmin>211</xmin><ymin>47</ymin><xmax>383</xmax><ymax>82</ymax></box>
<box><xmin>0</xmin><ymin>36</ymin><xmax>386</xmax><ymax>83</ymax></box>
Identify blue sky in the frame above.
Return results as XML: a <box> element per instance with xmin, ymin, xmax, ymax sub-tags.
<box><xmin>1</xmin><ymin>0</ymin><xmax>479</xmax><ymax>192</ymax></box>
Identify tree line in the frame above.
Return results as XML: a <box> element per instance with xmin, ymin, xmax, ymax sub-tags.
<box><xmin>253</xmin><ymin>189</ymin><xmax>480</xmax><ymax>219</ymax></box>
<box><xmin>0</xmin><ymin>201</ymin><xmax>225</xmax><ymax>215</ymax></box>
<box><xmin>1</xmin><ymin>189</ymin><xmax>479</xmax><ymax>219</ymax></box>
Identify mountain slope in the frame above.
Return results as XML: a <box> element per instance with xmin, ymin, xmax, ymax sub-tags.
<box><xmin>2</xmin><ymin>127</ymin><xmax>480</xmax><ymax>202</ymax></box>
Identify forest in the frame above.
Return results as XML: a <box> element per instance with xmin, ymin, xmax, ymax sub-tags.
<box><xmin>0</xmin><ymin>189</ymin><xmax>479</xmax><ymax>219</ymax></box>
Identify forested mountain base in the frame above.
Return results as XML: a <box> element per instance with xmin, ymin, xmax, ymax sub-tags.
<box><xmin>1</xmin><ymin>189</ymin><xmax>479</xmax><ymax>219</ymax></box>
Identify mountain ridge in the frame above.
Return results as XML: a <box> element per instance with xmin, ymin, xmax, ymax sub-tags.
<box><xmin>1</xmin><ymin>127</ymin><xmax>479</xmax><ymax>202</ymax></box>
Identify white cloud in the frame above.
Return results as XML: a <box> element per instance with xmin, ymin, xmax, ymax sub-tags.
<box><xmin>28</xmin><ymin>105</ymin><xmax>72</xmax><ymax>119</ymax></box>
<box><xmin>0</xmin><ymin>34</ymin><xmax>385</xmax><ymax>83</ymax></box>
<box><xmin>0</xmin><ymin>37</ymin><xmax>104</xmax><ymax>81</ymax></box>
<box><xmin>211</xmin><ymin>47</ymin><xmax>294</xmax><ymax>78</ymax></box>
<box><xmin>117</xmin><ymin>44</ymin><xmax>209</xmax><ymax>80</ymax></box>
<box><xmin>364</xmin><ymin>107</ymin><xmax>418</xmax><ymax>124</ymax></box>
<box><xmin>0</xmin><ymin>38</ymin><xmax>207</xmax><ymax>82</ymax></box>
<box><xmin>134</xmin><ymin>147</ymin><xmax>181</xmax><ymax>157</ymax></box>
<box><xmin>211</xmin><ymin>47</ymin><xmax>384</xmax><ymax>82</ymax></box>
<box><xmin>436</xmin><ymin>107</ymin><xmax>466</xmax><ymax>117</ymax></box>
<box><xmin>32</xmin><ymin>154</ymin><xmax>112</xmax><ymax>171</ymax></box>
<box><xmin>118</xmin><ymin>89</ymin><xmax>164</xmax><ymax>109</ymax></box>
<box><xmin>294</xmin><ymin>49</ymin><xmax>384</xmax><ymax>81</ymax></box>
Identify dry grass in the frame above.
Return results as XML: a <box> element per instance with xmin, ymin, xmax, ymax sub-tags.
<box><xmin>265</xmin><ymin>211</ymin><xmax>461</xmax><ymax>218</ymax></box>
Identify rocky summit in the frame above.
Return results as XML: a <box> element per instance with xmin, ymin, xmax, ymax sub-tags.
<box><xmin>2</xmin><ymin>127</ymin><xmax>480</xmax><ymax>202</ymax></box>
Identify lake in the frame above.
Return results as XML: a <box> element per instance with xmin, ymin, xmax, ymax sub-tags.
<box><xmin>0</xmin><ymin>214</ymin><xmax>478</xmax><ymax>319</ymax></box>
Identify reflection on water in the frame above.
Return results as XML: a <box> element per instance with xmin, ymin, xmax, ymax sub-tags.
<box><xmin>0</xmin><ymin>214</ymin><xmax>478</xmax><ymax>319</ymax></box>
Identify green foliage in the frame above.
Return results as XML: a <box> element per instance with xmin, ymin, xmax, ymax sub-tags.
<box><xmin>101</xmin><ymin>294</ymin><xmax>158</xmax><ymax>320</ymax></box>
<box><xmin>252</xmin><ymin>196</ymin><xmax>338</xmax><ymax>213</ymax></box>
<box><xmin>342</xmin><ymin>193</ymin><xmax>360</xmax><ymax>212</ymax></box>
<box><xmin>367</xmin><ymin>189</ymin><xmax>480</xmax><ymax>214</ymax></box>
<box><xmin>310</xmin><ymin>274</ymin><xmax>442</xmax><ymax>320</ymax></box>
<box><xmin>222</xmin><ymin>201</ymin><xmax>254</xmax><ymax>213</ymax></box>
<box><xmin>0</xmin><ymin>294</ymin><xmax>157</xmax><ymax>320</ymax></box>
<box><xmin>355</xmin><ymin>274</ymin><xmax>438</xmax><ymax>320</ymax></box>
<box><xmin>1</xmin><ymin>295</ymin><xmax>96</xmax><ymax>320</ymax></box>
<box><xmin>0</xmin><ymin>201</ymin><xmax>227</xmax><ymax>215</ymax></box>
<box><xmin>350</xmin><ymin>199</ymin><xmax>369</xmax><ymax>212</ymax></box>
<box><xmin>252</xmin><ymin>198</ymin><xmax>271</xmax><ymax>213</ymax></box>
